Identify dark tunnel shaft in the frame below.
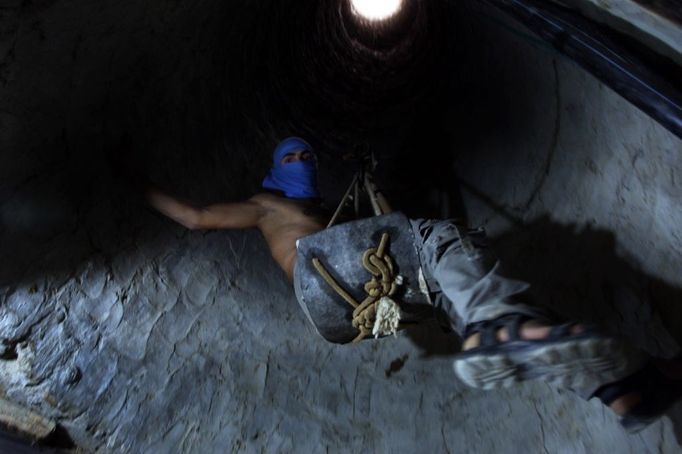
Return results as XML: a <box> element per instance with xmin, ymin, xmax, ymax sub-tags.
<box><xmin>0</xmin><ymin>0</ymin><xmax>682</xmax><ymax>451</ymax></box>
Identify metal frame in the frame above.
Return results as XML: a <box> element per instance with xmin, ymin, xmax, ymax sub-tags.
<box><xmin>327</xmin><ymin>153</ymin><xmax>392</xmax><ymax>228</ymax></box>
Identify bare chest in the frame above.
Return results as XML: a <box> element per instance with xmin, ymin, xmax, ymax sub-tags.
<box><xmin>256</xmin><ymin>202</ymin><xmax>326</xmax><ymax>278</ymax></box>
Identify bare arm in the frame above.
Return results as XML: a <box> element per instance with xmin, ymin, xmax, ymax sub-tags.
<box><xmin>146</xmin><ymin>187</ymin><xmax>266</xmax><ymax>230</ymax></box>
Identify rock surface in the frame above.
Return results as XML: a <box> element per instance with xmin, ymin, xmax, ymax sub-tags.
<box><xmin>0</xmin><ymin>0</ymin><xmax>681</xmax><ymax>452</ymax></box>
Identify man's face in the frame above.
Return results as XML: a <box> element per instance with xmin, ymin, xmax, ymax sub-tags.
<box><xmin>280</xmin><ymin>149</ymin><xmax>313</xmax><ymax>165</ymax></box>
<box><xmin>262</xmin><ymin>140</ymin><xmax>319</xmax><ymax>198</ymax></box>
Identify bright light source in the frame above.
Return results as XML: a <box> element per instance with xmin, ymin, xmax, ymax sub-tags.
<box><xmin>350</xmin><ymin>0</ymin><xmax>403</xmax><ymax>21</ymax></box>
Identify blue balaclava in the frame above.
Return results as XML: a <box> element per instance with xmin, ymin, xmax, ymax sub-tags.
<box><xmin>262</xmin><ymin>137</ymin><xmax>320</xmax><ymax>199</ymax></box>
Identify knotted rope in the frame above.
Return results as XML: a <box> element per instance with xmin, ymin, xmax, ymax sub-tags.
<box><xmin>312</xmin><ymin>233</ymin><xmax>402</xmax><ymax>343</ymax></box>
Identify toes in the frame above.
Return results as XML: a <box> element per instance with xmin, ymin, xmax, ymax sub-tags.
<box><xmin>463</xmin><ymin>332</ymin><xmax>481</xmax><ymax>351</ymax></box>
<box><xmin>462</xmin><ymin>319</ymin><xmax>587</xmax><ymax>352</ymax></box>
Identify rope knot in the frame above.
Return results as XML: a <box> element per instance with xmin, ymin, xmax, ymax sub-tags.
<box><xmin>312</xmin><ymin>232</ymin><xmax>403</xmax><ymax>343</ymax></box>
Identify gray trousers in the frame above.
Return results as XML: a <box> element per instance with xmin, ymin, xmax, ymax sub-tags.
<box><xmin>410</xmin><ymin>218</ymin><xmax>547</xmax><ymax>336</ymax></box>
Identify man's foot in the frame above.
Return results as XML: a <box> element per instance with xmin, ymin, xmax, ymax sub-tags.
<box><xmin>461</xmin><ymin>318</ymin><xmax>585</xmax><ymax>351</ymax></box>
<box><xmin>453</xmin><ymin>313</ymin><xmax>643</xmax><ymax>390</ymax></box>
<box><xmin>593</xmin><ymin>357</ymin><xmax>682</xmax><ymax>433</ymax></box>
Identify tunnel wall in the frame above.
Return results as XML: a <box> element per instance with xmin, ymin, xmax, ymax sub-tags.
<box><xmin>0</xmin><ymin>0</ymin><xmax>681</xmax><ymax>452</ymax></box>
<box><xmin>444</xmin><ymin>3</ymin><xmax>682</xmax><ymax>354</ymax></box>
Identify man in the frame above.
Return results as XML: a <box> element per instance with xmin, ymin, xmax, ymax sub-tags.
<box><xmin>147</xmin><ymin>136</ymin><xmax>681</xmax><ymax>432</ymax></box>
<box><xmin>147</xmin><ymin>137</ymin><xmax>325</xmax><ymax>282</ymax></box>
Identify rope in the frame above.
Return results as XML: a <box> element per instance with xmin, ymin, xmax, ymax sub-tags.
<box><xmin>311</xmin><ymin>258</ymin><xmax>359</xmax><ymax>309</ymax></box>
<box><xmin>327</xmin><ymin>151</ymin><xmax>391</xmax><ymax>229</ymax></box>
<box><xmin>312</xmin><ymin>233</ymin><xmax>402</xmax><ymax>343</ymax></box>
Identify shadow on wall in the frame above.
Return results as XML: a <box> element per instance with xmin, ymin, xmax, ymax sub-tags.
<box><xmin>490</xmin><ymin>217</ymin><xmax>682</xmax><ymax>352</ymax></box>
<box><xmin>494</xmin><ymin>217</ymin><xmax>682</xmax><ymax>443</ymax></box>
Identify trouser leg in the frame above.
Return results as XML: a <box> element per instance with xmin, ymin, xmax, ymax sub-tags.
<box><xmin>410</xmin><ymin>218</ymin><xmax>547</xmax><ymax>336</ymax></box>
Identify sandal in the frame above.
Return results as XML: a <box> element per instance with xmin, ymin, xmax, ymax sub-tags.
<box><xmin>453</xmin><ymin>313</ymin><xmax>643</xmax><ymax>390</ymax></box>
<box><xmin>592</xmin><ymin>358</ymin><xmax>682</xmax><ymax>433</ymax></box>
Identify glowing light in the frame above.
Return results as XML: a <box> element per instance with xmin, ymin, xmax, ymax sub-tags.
<box><xmin>350</xmin><ymin>0</ymin><xmax>403</xmax><ymax>21</ymax></box>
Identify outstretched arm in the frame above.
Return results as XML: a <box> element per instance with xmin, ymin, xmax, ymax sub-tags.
<box><xmin>146</xmin><ymin>187</ymin><xmax>265</xmax><ymax>230</ymax></box>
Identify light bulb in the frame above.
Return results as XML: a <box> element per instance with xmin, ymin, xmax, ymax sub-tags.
<box><xmin>350</xmin><ymin>0</ymin><xmax>404</xmax><ymax>21</ymax></box>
